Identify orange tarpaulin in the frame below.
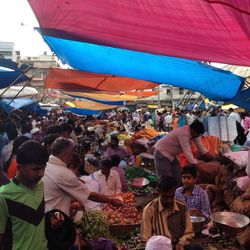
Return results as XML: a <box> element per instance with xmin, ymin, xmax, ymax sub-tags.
<box><xmin>65</xmin><ymin>100</ymin><xmax>118</xmax><ymax>110</ymax></box>
<box><xmin>45</xmin><ymin>68</ymin><xmax>158</xmax><ymax>92</ymax></box>
<box><xmin>63</xmin><ymin>91</ymin><xmax>138</xmax><ymax>101</ymax></box>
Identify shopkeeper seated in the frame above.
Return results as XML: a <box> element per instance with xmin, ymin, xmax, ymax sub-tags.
<box><xmin>141</xmin><ymin>176</ymin><xmax>193</xmax><ymax>249</ymax></box>
<box><xmin>175</xmin><ymin>166</ymin><xmax>211</xmax><ymax>220</ymax></box>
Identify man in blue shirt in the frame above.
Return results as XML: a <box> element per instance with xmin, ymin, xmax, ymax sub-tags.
<box><xmin>175</xmin><ymin>165</ymin><xmax>211</xmax><ymax>220</ymax></box>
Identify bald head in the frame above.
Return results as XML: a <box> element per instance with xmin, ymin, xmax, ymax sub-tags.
<box><xmin>51</xmin><ymin>137</ymin><xmax>75</xmax><ymax>156</ymax></box>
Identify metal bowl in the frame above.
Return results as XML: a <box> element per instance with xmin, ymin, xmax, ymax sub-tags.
<box><xmin>210</xmin><ymin>211</ymin><xmax>250</xmax><ymax>236</ymax></box>
<box><xmin>130</xmin><ymin>177</ymin><xmax>150</xmax><ymax>190</ymax></box>
<box><xmin>190</xmin><ymin>216</ymin><xmax>206</xmax><ymax>233</ymax></box>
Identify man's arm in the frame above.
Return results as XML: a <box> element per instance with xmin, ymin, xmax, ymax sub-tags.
<box><xmin>178</xmin><ymin>135</ymin><xmax>198</xmax><ymax>164</ymax></box>
<box><xmin>115</xmin><ymin>172</ymin><xmax>122</xmax><ymax>194</ymax></box>
<box><xmin>140</xmin><ymin>205</ymin><xmax>153</xmax><ymax>242</ymax></box>
<box><xmin>0</xmin><ymin>234</ymin><xmax>3</xmax><ymax>250</ymax></box>
<box><xmin>88</xmin><ymin>192</ymin><xmax>123</xmax><ymax>207</ymax></box>
<box><xmin>178</xmin><ymin>209</ymin><xmax>194</xmax><ymax>247</ymax></box>
<box><xmin>0</xmin><ymin>198</ymin><xmax>8</xmax><ymax>250</ymax></box>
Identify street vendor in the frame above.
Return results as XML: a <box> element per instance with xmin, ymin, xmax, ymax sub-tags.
<box><xmin>154</xmin><ymin>119</ymin><xmax>214</xmax><ymax>185</ymax></box>
<box><xmin>42</xmin><ymin>137</ymin><xmax>123</xmax><ymax>216</ymax></box>
<box><xmin>175</xmin><ymin>166</ymin><xmax>211</xmax><ymax>220</ymax></box>
<box><xmin>141</xmin><ymin>176</ymin><xmax>193</xmax><ymax>249</ymax></box>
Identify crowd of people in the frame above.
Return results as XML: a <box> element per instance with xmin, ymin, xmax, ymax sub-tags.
<box><xmin>0</xmin><ymin>105</ymin><xmax>249</xmax><ymax>249</ymax></box>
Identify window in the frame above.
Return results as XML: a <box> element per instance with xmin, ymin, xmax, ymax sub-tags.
<box><xmin>167</xmin><ymin>89</ymin><xmax>171</xmax><ymax>95</ymax></box>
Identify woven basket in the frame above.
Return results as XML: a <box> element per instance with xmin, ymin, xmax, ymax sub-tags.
<box><xmin>109</xmin><ymin>223</ymin><xmax>140</xmax><ymax>236</ymax></box>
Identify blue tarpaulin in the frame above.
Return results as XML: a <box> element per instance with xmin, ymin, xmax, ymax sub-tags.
<box><xmin>0</xmin><ymin>98</ymin><xmax>47</xmax><ymax>115</ymax></box>
<box><xmin>0</xmin><ymin>58</ymin><xmax>30</xmax><ymax>89</ymax></box>
<box><xmin>66</xmin><ymin>107</ymin><xmax>102</xmax><ymax>116</ymax></box>
<box><xmin>41</xmin><ymin>34</ymin><xmax>244</xmax><ymax>101</ymax></box>
<box><xmin>231</xmin><ymin>88</ymin><xmax>250</xmax><ymax>112</ymax></box>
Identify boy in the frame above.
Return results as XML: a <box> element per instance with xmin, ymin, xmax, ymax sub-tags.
<box><xmin>175</xmin><ymin>166</ymin><xmax>211</xmax><ymax>219</ymax></box>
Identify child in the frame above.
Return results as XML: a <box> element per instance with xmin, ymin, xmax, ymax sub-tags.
<box><xmin>175</xmin><ymin>166</ymin><xmax>211</xmax><ymax>220</ymax></box>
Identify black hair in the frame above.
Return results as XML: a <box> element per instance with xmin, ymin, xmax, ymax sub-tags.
<box><xmin>111</xmin><ymin>136</ymin><xmax>119</xmax><ymax>143</ymax></box>
<box><xmin>5</xmin><ymin>124</ymin><xmax>18</xmax><ymax>141</ymax></box>
<box><xmin>12</xmin><ymin>136</ymin><xmax>30</xmax><ymax>155</ymax></box>
<box><xmin>74</xmin><ymin>126</ymin><xmax>82</xmax><ymax>135</ymax></box>
<box><xmin>51</xmin><ymin>137</ymin><xmax>74</xmax><ymax>156</ymax></box>
<box><xmin>61</xmin><ymin>123</ymin><xmax>73</xmax><ymax>133</ymax></box>
<box><xmin>110</xmin><ymin>155</ymin><xmax>121</xmax><ymax>166</ymax></box>
<box><xmin>16</xmin><ymin>140</ymin><xmax>49</xmax><ymax>165</ymax></box>
<box><xmin>46</xmin><ymin>125</ymin><xmax>62</xmax><ymax>135</ymax></box>
<box><xmin>100</xmin><ymin>159</ymin><xmax>113</xmax><ymax>169</ymax></box>
<box><xmin>43</xmin><ymin>134</ymin><xmax>59</xmax><ymax>146</ymax></box>
<box><xmin>181</xmin><ymin>165</ymin><xmax>197</xmax><ymax>178</ymax></box>
<box><xmin>190</xmin><ymin>119</ymin><xmax>205</xmax><ymax>135</ymax></box>
<box><xmin>21</xmin><ymin>122</ymin><xmax>32</xmax><ymax>134</ymax></box>
<box><xmin>3</xmin><ymin>136</ymin><xmax>30</xmax><ymax>173</ymax></box>
<box><xmin>157</xmin><ymin>176</ymin><xmax>177</xmax><ymax>192</ymax></box>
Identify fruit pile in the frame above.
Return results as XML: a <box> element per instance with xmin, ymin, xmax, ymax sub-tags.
<box><xmin>103</xmin><ymin>192</ymin><xmax>142</xmax><ymax>225</ymax></box>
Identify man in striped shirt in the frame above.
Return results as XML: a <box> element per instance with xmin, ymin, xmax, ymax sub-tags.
<box><xmin>141</xmin><ymin>176</ymin><xmax>193</xmax><ymax>250</ymax></box>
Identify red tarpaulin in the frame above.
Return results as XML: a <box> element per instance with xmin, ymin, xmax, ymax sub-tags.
<box><xmin>29</xmin><ymin>0</ymin><xmax>250</xmax><ymax>66</ymax></box>
<box><xmin>45</xmin><ymin>68</ymin><xmax>158</xmax><ymax>92</ymax></box>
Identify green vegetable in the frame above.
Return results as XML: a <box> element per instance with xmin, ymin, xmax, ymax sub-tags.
<box><xmin>125</xmin><ymin>167</ymin><xmax>149</xmax><ymax>180</ymax></box>
<box><xmin>78</xmin><ymin>210</ymin><xmax>110</xmax><ymax>240</ymax></box>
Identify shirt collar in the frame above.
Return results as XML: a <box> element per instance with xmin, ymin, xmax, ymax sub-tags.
<box><xmin>48</xmin><ymin>155</ymin><xmax>67</xmax><ymax>168</ymax></box>
<box><xmin>181</xmin><ymin>185</ymin><xmax>197</xmax><ymax>196</ymax></box>
<box><xmin>158</xmin><ymin>198</ymin><xmax>180</xmax><ymax>213</ymax></box>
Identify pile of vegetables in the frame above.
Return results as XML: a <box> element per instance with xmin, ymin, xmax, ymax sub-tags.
<box><xmin>77</xmin><ymin>210</ymin><xmax>110</xmax><ymax>240</ymax></box>
<box><xmin>103</xmin><ymin>192</ymin><xmax>142</xmax><ymax>225</ymax></box>
<box><xmin>125</xmin><ymin>167</ymin><xmax>149</xmax><ymax>180</ymax></box>
<box><xmin>125</xmin><ymin>167</ymin><xmax>157</xmax><ymax>183</ymax></box>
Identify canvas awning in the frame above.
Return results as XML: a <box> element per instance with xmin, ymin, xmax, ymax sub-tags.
<box><xmin>29</xmin><ymin>0</ymin><xmax>250</xmax><ymax>66</ymax></box>
<box><xmin>45</xmin><ymin>68</ymin><xmax>158</xmax><ymax>92</ymax></box>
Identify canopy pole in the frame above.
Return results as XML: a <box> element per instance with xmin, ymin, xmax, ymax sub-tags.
<box><xmin>7</xmin><ymin>69</ymin><xmax>39</xmax><ymax>107</ymax></box>
<box><xmin>0</xmin><ymin>65</ymin><xmax>32</xmax><ymax>98</ymax></box>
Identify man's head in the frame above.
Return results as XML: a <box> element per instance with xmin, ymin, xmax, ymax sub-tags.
<box><xmin>110</xmin><ymin>154</ymin><xmax>121</xmax><ymax>167</ymax></box>
<box><xmin>228</xmin><ymin>108</ymin><xmax>234</xmax><ymax>113</ymax></box>
<box><xmin>16</xmin><ymin>141</ymin><xmax>49</xmax><ymax>188</ymax></box>
<box><xmin>5</xmin><ymin>124</ymin><xmax>18</xmax><ymax>141</ymax></box>
<box><xmin>110</xmin><ymin>136</ymin><xmax>119</xmax><ymax>148</ymax></box>
<box><xmin>100</xmin><ymin>159</ymin><xmax>112</xmax><ymax>176</ymax></box>
<box><xmin>157</xmin><ymin>176</ymin><xmax>177</xmax><ymax>209</ymax></box>
<box><xmin>181</xmin><ymin>166</ymin><xmax>197</xmax><ymax>189</ymax></box>
<box><xmin>43</xmin><ymin>134</ymin><xmax>59</xmax><ymax>155</ymax></box>
<box><xmin>190</xmin><ymin>119</ymin><xmax>205</xmax><ymax>138</ymax></box>
<box><xmin>60</xmin><ymin>123</ymin><xmax>73</xmax><ymax>138</ymax></box>
<box><xmin>51</xmin><ymin>137</ymin><xmax>75</xmax><ymax>166</ymax></box>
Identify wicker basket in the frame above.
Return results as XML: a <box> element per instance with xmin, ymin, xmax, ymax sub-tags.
<box><xmin>109</xmin><ymin>223</ymin><xmax>140</xmax><ymax>236</ymax></box>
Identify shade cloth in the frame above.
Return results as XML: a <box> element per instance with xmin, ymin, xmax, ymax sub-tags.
<box><xmin>42</xmin><ymin>35</ymin><xmax>244</xmax><ymax>101</ymax></box>
<box><xmin>45</xmin><ymin>68</ymin><xmax>157</xmax><ymax>92</ymax></box>
<box><xmin>29</xmin><ymin>0</ymin><xmax>250</xmax><ymax>66</ymax></box>
<box><xmin>0</xmin><ymin>98</ymin><xmax>47</xmax><ymax>115</ymax></box>
<box><xmin>63</xmin><ymin>91</ymin><xmax>137</xmax><ymax>102</ymax></box>
<box><xmin>65</xmin><ymin>100</ymin><xmax>118</xmax><ymax>111</ymax></box>
<box><xmin>66</xmin><ymin>108</ymin><xmax>102</xmax><ymax>116</ymax></box>
<box><xmin>231</xmin><ymin>87</ymin><xmax>250</xmax><ymax>111</ymax></box>
<box><xmin>0</xmin><ymin>71</ymin><xmax>30</xmax><ymax>89</ymax></box>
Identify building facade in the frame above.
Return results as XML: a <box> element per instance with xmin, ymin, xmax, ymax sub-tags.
<box><xmin>20</xmin><ymin>53</ymin><xmax>59</xmax><ymax>89</ymax></box>
<box><xmin>0</xmin><ymin>42</ymin><xmax>20</xmax><ymax>62</ymax></box>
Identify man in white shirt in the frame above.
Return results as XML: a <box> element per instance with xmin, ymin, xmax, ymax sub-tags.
<box><xmin>94</xmin><ymin>159</ymin><xmax>122</xmax><ymax>196</ymax></box>
<box><xmin>164</xmin><ymin>112</ymin><xmax>173</xmax><ymax>132</ymax></box>
<box><xmin>42</xmin><ymin>137</ymin><xmax>122</xmax><ymax>216</ymax></box>
<box><xmin>228</xmin><ymin>108</ymin><xmax>241</xmax><ymax>123</ymax></box>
